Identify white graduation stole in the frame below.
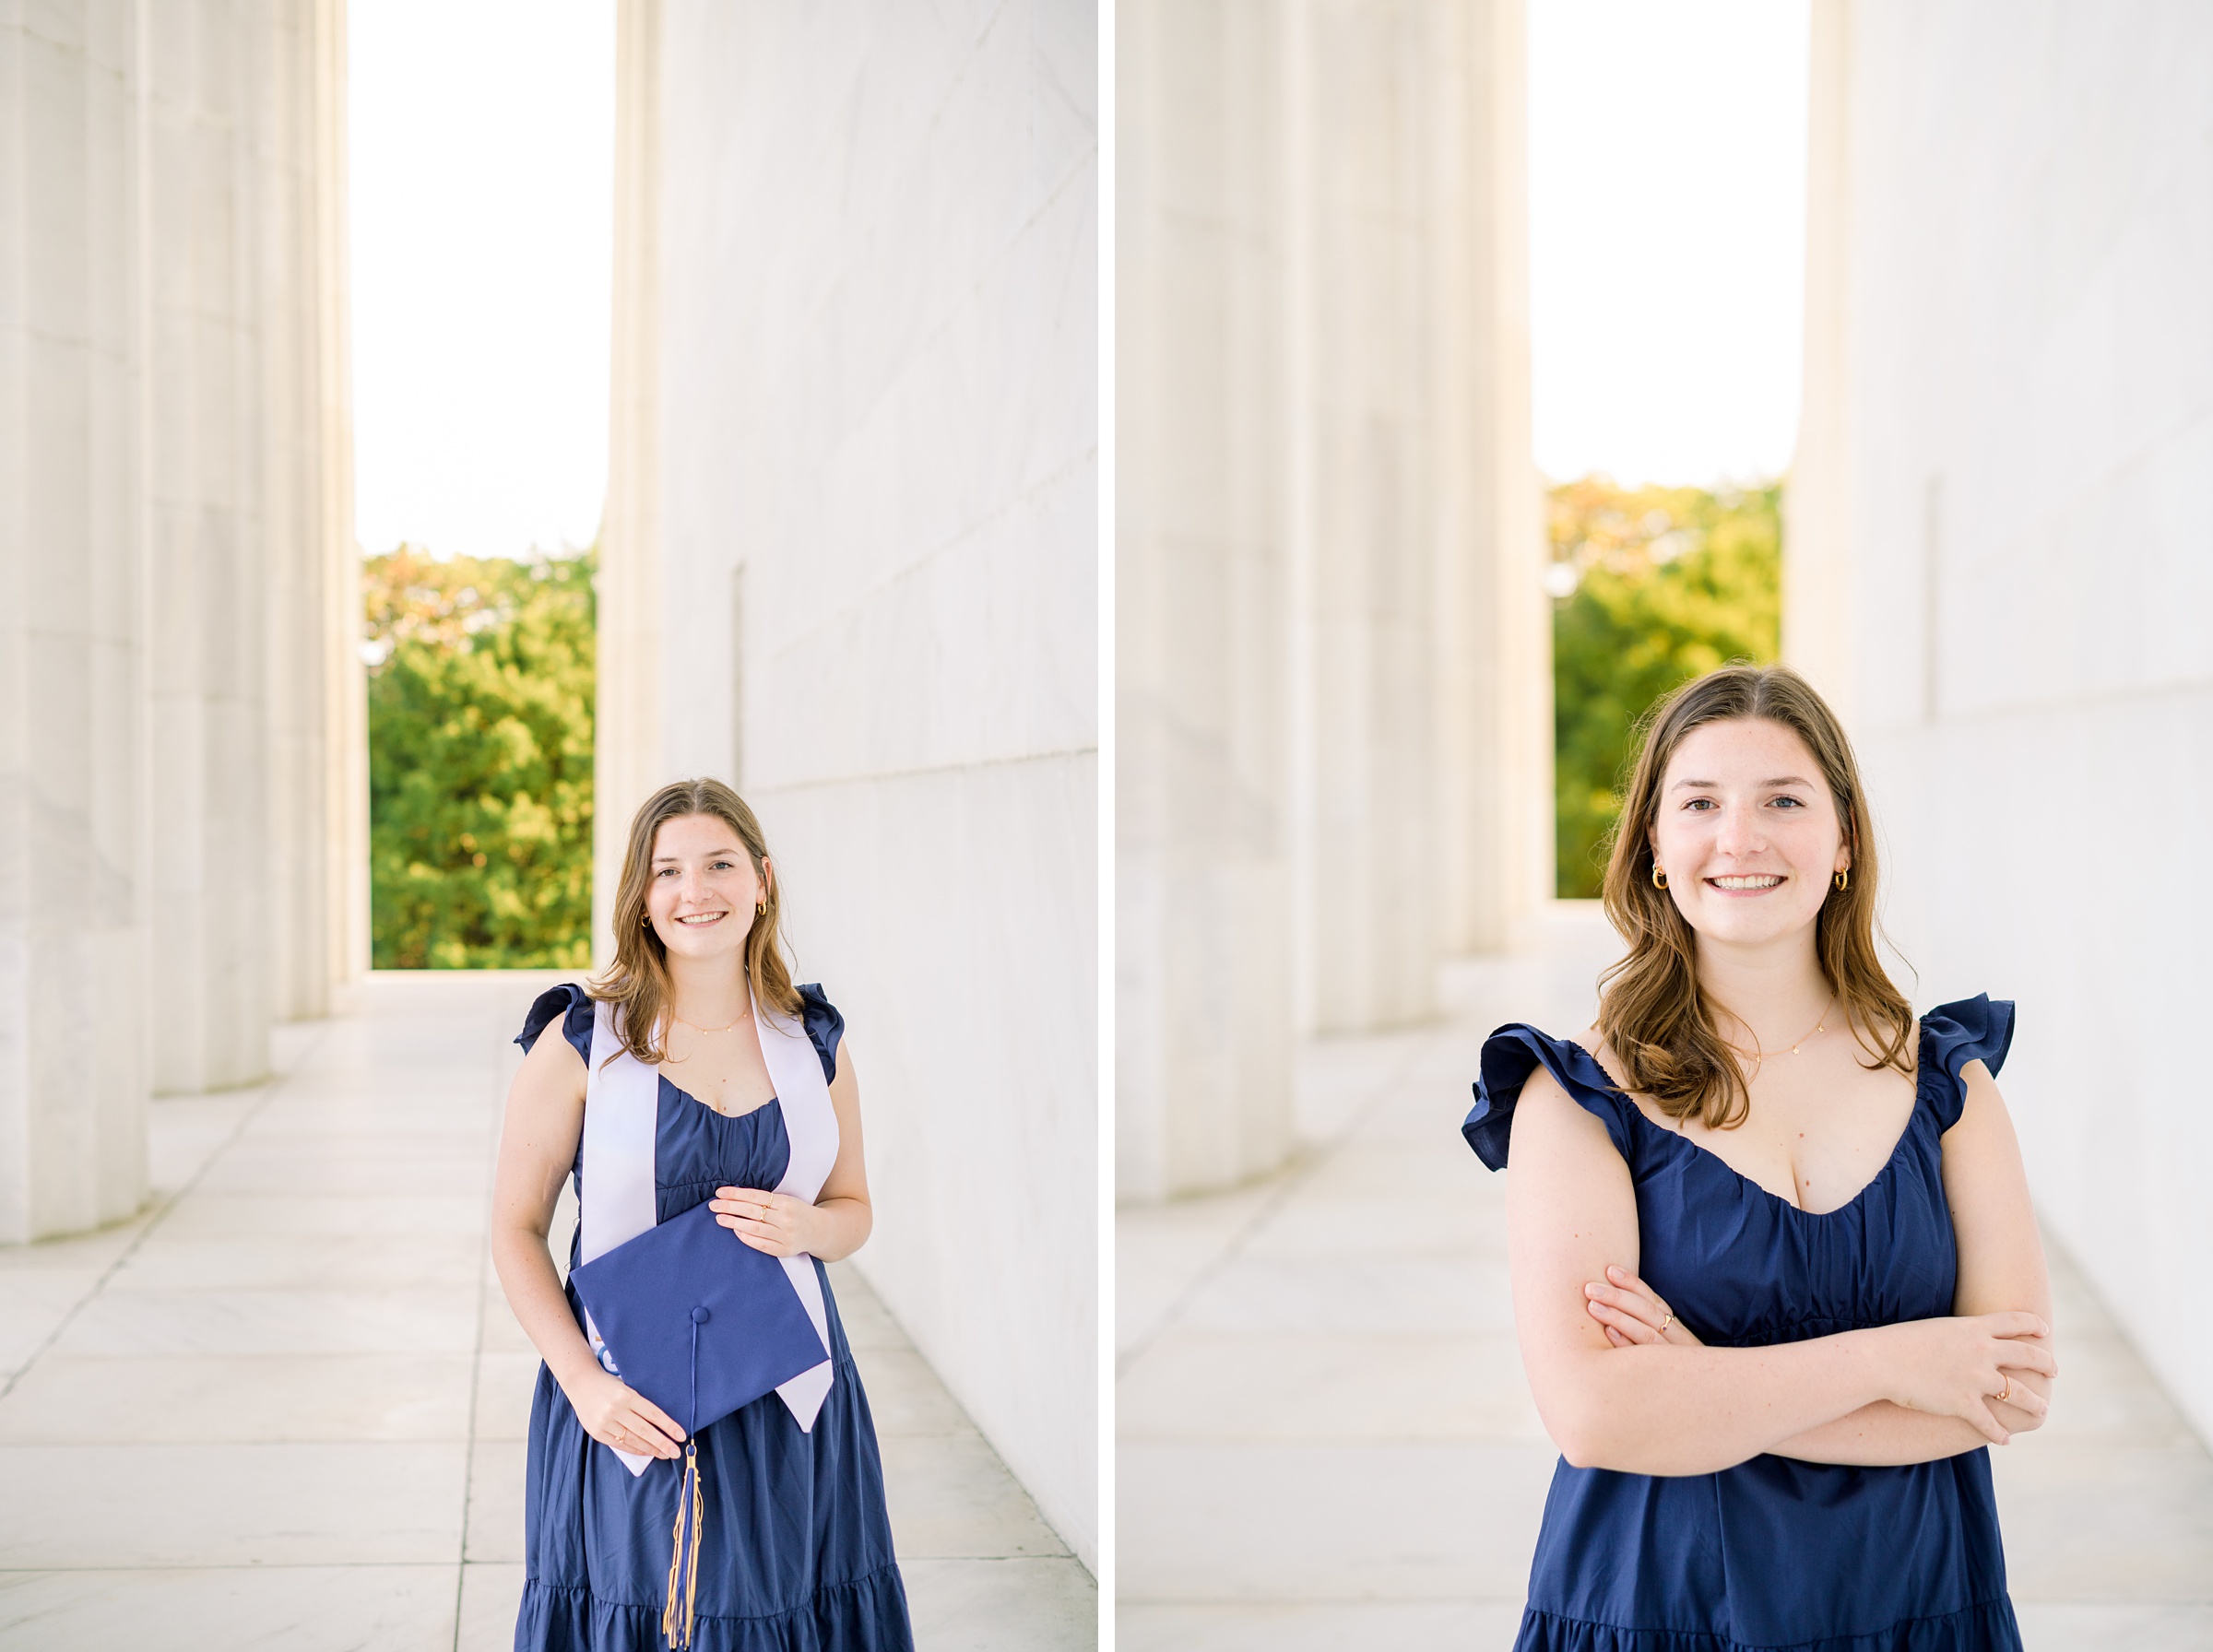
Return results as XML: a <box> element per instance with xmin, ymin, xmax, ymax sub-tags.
<box><xmin>576</xmin><ymin>983</ymin><xmax>841</xmax><ymax>1478</ymax></box>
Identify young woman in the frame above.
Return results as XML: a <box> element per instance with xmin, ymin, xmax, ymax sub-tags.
<box><xmin>1463</xmin><ymin>665</ymin><xmax>2055</xmax><ymax>1652</ymax></box>
<box><xmin>491</xmin><ymin>778</ymin><xmax>912</xmax><ymax>1650</ymax></box>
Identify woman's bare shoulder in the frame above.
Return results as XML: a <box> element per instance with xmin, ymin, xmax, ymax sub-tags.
<box><xmin>515</xmin><ymin>1014</ymin><xmax>589</xmax><ymax>1107</ymax></box>
<box><xmin>1505</xmin><ymin>1025</ymin><xmax>1577</xmax><ymax>1100</ymax></box>
<box><xmin>1509</xmin><ymin>1026</ymin><xmax>1629</xmax><ymax>1140</ymax></box>
<box><xmin>1531</xmin><ymin>1027</ymin><xmax>1655</xmax><ymax>1133</ymax></box>
<box><xmin>1571</xmin><ymin>1026</ymin><xmax>1632</xmax><ymax>1088</ymax></box>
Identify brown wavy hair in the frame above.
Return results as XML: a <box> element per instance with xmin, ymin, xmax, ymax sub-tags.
<box><xmin>590</xmin><ymin>778</ymin><xmax>803</xmax><ymax>1067</ymax></box>
<box><xmin>1596</xmin><ymin>663</ymin><xmax>1914</xmax><ymax>1129</ymax></box>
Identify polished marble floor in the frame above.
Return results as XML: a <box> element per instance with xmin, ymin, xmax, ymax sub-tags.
<box><xmin>0</xmin><ymin>972</ymin><xmax>1094</xmax><ymax>1650</ymax></box>
<box><xmin>1118</xmin><ymin>909</ymin><xmax>2213</xmax><ymax>1651</ymax></box>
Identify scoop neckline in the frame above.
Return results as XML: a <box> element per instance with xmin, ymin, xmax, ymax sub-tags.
<box><xmin>658</xmin><ymin>1075</ymin><xmax>783</xmax><ymax>1125</ymax></box>
<box><xmin>1562</xmin><ymin>1019</ymin><xmax>1939</xmax><ymax>1221</ymax></box>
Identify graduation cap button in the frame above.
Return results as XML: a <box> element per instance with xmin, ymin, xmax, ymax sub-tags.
<box><xmin>691</xmin><ymin>1305</ymin><xmax>711</xmax><ymax>1324</ymax></box>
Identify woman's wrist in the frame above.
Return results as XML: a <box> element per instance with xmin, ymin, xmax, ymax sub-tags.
<box><xmin>548</xmin><ymin>1345</ymin><xmax>608</xmax><ymax>1398</ymax></box>
<box><xmin>808</xmin><ymin>1197</ymin><xmax>871</xmax><ymax>1262</ymax></box>
<box><xmin>1849</xmin><ymin>1321</ymin><xmax>1914</xmax><ymax>1410</ymax></box>
<box><xmin>791</xmin><ymin>1201</ymin><xmax>832</xmax><ymax>1257</ymax></box>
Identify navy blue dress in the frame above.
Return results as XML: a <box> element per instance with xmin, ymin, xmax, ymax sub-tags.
<box><xmin>1463</xmin><ymin>996</ymin><xmax>2023</xmax><ymax>1652</ymax></box>
<box><xmin>513</xmin><ymin>984</ymin><xmax>912</xmax><ymax>1652</ymax></box>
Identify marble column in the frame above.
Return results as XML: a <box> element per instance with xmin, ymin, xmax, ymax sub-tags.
<box><xmin>1427</xmin><ymin>0</ymin><xmax>1549</xmax><ymax>959</ymax></box>
<box><xmin>1117</xmin><ymin>0</ymin><xmax>1295</xmax><ymax>1200</ymax></box>
<box><xmin>261</xmin><ymin>0</ymin><xmax>365</xmax><ymax>1018</ymax></box>
<box><xmin>0</xmin><ymin>0</ymin><xmax>152</xmax><ymax>1241</ymax></box>
<box><xmin>593</xmin><ymin>0</ymin><xmax>666</xmax><ymax>963</ymax></box>
<box><xmin>1291</xmin><ymin>0</ymin><xmax>1439</xmax><ymax>1035</ymax></box>
<box><xmin>141</xmin><ymin>0</ymin><xmax>282</xmax><ymax>1092</ymax></box>
<box><xmin>1117</xmin><ymin>0</ymin><xmax>1540</xmax><ymax>1195</ymax></box>
<box><xmin>0</xmin><ymin>0</ymin><xmax>354</xmax><ymax>1239</ymax></box>
<box><xmin>1781</xmin><ymin>0</ymin><xmax>1854</xmax><ymax>714</ymax></box>
<box><xmin>1288</xmin><ymin>0</ymin><xmax>1539</xmax><ymax>1034</ymax></box>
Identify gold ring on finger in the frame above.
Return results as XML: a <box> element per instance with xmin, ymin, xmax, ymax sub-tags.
<box><xmin>1998</xmin><ymin>1377</ymin><xmax>2011</xmax><ymax>1404</ymax></box>
<box><xmin>1657</xmin><ymin>1312</ymin><xmax>1674</xmax><ymax>1333</ymax></box>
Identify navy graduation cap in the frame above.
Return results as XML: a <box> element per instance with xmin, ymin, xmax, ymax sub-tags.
<box><xmin>570</xmin><ymin>1198</ymin><xmax>828</xmax><ymax>1436</ymax></box>
<box><xmin>569</xmin><ymin>1198</ymin><xmax>830</xmax><ymax>1645</ymax></box>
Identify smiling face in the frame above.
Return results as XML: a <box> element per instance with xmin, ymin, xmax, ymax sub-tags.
<box><xmin>1647</xmin><ymin>717</ymin><xmax>1851</xmax><ymax>951</ymax></box>
<box><xmin>644</xmin><ymin>812</ymin><xmax>768</xmax><ymax>964</ymax></box>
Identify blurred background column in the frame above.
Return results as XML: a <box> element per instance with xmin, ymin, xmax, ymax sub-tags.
<box><xmin>139</xmin><ymin>0</ymin><xmax>271</xmax><ymax>1092</ymax></box>
<box><xmin>1425</xmin><ymin>0</ymin><xmax>1549</xmax><ymax>965</ymax></box>
<box><xmin>261</xmin><ymin>0</ymin><xmax>366</xmax><ymax>1021</ymax></box>
<box><xmin>1117</xmin><ymin>0</ymin><xmax>1545</xmax><ymax>1196</ymax></box>
<box><xmin>1788</xmin><ymin>0</ymin><xmax>2213</xmax><ymax>1441</ymax></box>
<box><xmin>1117</xmin><ymin>0</ymin><xmax>1296</xmax><ymax>1201</ymax></box>
<box><xmin>1292</xmin><ymin>0</ymin><xmax>1545</xmax><ymax>1037</ymax></box>
<box><xmin>143</xmin><ymin>0</ymin><xmax>357</xmax><ymax>1090</ymax></box>
<box><xmin>591</xmin><ymin>0</ymin><xmax>663</xmax><ymax>958</ymax></box>
<box><xmin>0</xmin><ymin>0</ymin><xmax>357</xmax><ymax>1241</ymax></box>
<box><xmin>1781</xmin><ymin>0</ymin><xmax>1852</xmax><ymax>709</ymax></box>
<box><xmin>0</xmin><ymin>0</ymin><xmax>150</xmax><ymax>1240</ymax></box>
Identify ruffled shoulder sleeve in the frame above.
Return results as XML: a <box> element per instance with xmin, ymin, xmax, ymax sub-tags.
<box><xmin>516</xmin><ymin>982</ymin><xmax>593</xmax><ymax>1067</ymax></box>
<box><xmin>1464</xmin><ymin>1024</ymin><xmax>1636</xmax><ymax>1171</ymax></box>
<box><xmin>1918</xmin><ymin>994</ymin><xmax>2014</xmax><ymax>1130</ymax></box>
<box><xmin>795</xmin><ymin>984</ymin><xmax>844</xmax><ymax>1083</ymax></box>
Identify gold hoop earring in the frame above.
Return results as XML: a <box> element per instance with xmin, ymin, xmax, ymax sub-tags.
<box><xmin>1651</xmin><ymin>865</ymin><xmax>1668</xmax><ymax>891</ymax></box>
<box><xmin>756</xmin><ymin>902</ymin><xmax>766</xmax><ymax>916</ymax></box>
<box><xmin>1834</xmin><ymin>868</ymin><xmax>1849</xmax><ymax>891</ymax></box>
<box><xmin>640</xmin><ymin>912</ymin><xmax>650</xmax><ymax>927</ymax></box>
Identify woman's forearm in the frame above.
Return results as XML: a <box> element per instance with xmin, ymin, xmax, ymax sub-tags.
<box><xmin>1548</xmin><ymin>1330</ymin><xmax>1899</xmax><ymax>1476</ymax></box>
<box><xmin>491</xmin><ymin>1224</ymin><xmax>599</xmax><ymax>1391</ymax></box>
<box><xmin>805</xmin><ymin>1197</ymin><xmax>872</xmax><ymax>1263</ymax></box>
<box><xmin>1568</xmin><ymin>1325</ymin><xmax>2052</xmax><ymax>1472</ymax></box>
<box><xmin>1771</xmin><ymin>1401</ymin><xmax>1988</xmax><ymax>1465</ymax></box>
<box><xmin>1774</xmin><ymin>1367</ymin><xmax>2051</xmax><ymax>1465</ymax></box>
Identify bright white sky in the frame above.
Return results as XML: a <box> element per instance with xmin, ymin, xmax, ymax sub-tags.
<box><xmin>346</xmin><ymin>3</ymin><xmax>1803</xmax><ymax>545</ymax></box>
<box><xmin>1527</xmin><ymin>0</ymin><xmax>1811</xmax><ymax>487</ymax></box>
<box><xmin>349</xmin><ymin>0</ymin><xmax>615</xmax><ymax>562</ymax></box>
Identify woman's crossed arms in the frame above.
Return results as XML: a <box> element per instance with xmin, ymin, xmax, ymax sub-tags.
<box><xmin>1509</xmin><ymin>1051</ymin><xmax>2056</xmax><ymax>1478</ymax></box>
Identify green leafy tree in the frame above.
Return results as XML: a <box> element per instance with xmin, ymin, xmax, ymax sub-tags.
<box><xmin>1549</xmin><ymin>478</ymin><xmax>1781</xmax><ymax>898</ymax></box>
<box><xmin>365</xmin><ymin>546</ymin><xmax>596</xmax><ymax>968</ymax></box>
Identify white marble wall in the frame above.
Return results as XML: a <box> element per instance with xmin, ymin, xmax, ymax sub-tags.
<box><xmin>1792</xmin><ymin>0</ymin><xmax>2213</xmax><ymax>1440</ymax></box>
<box><xmin>1116</xmin><ymin>0</ymin><xmax>1545</xmax><ymax>1198</ymax></box>
<box><xmin>0</xmin><ymin>0</ymin><xmax>354</xmax><ymax>1241</ymax></box>
<box><xmin>603</xmin><ymin>0</ymin><xmax>1098</xmax><ymax>1566</ymax></box>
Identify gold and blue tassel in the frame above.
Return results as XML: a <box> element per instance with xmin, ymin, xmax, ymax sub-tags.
<box><xmin>662</xmin><ymin>1305</ymin><xmax>709</xmax><ymax>1647</ymax></box>
<box><xmin>661</xmin><ymin>1438</ymin><xmax>704</xmax><ymax>1646</ymax></box>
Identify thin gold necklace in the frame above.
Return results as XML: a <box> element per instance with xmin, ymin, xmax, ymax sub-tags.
<box><xmin>1724</xmin><ymin>994</ymin><xmax>1836</xmax><ymax>1070</ymax></box>
<box><xmin>672</xmin><ymin>1007</ymin><xmax>751</xmax><ymax>1035</ymax></box>
<box><xmin>667</xmin><ymin>1005</ymin><xmax>751</xmax><ymax>1108</ymax></box>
